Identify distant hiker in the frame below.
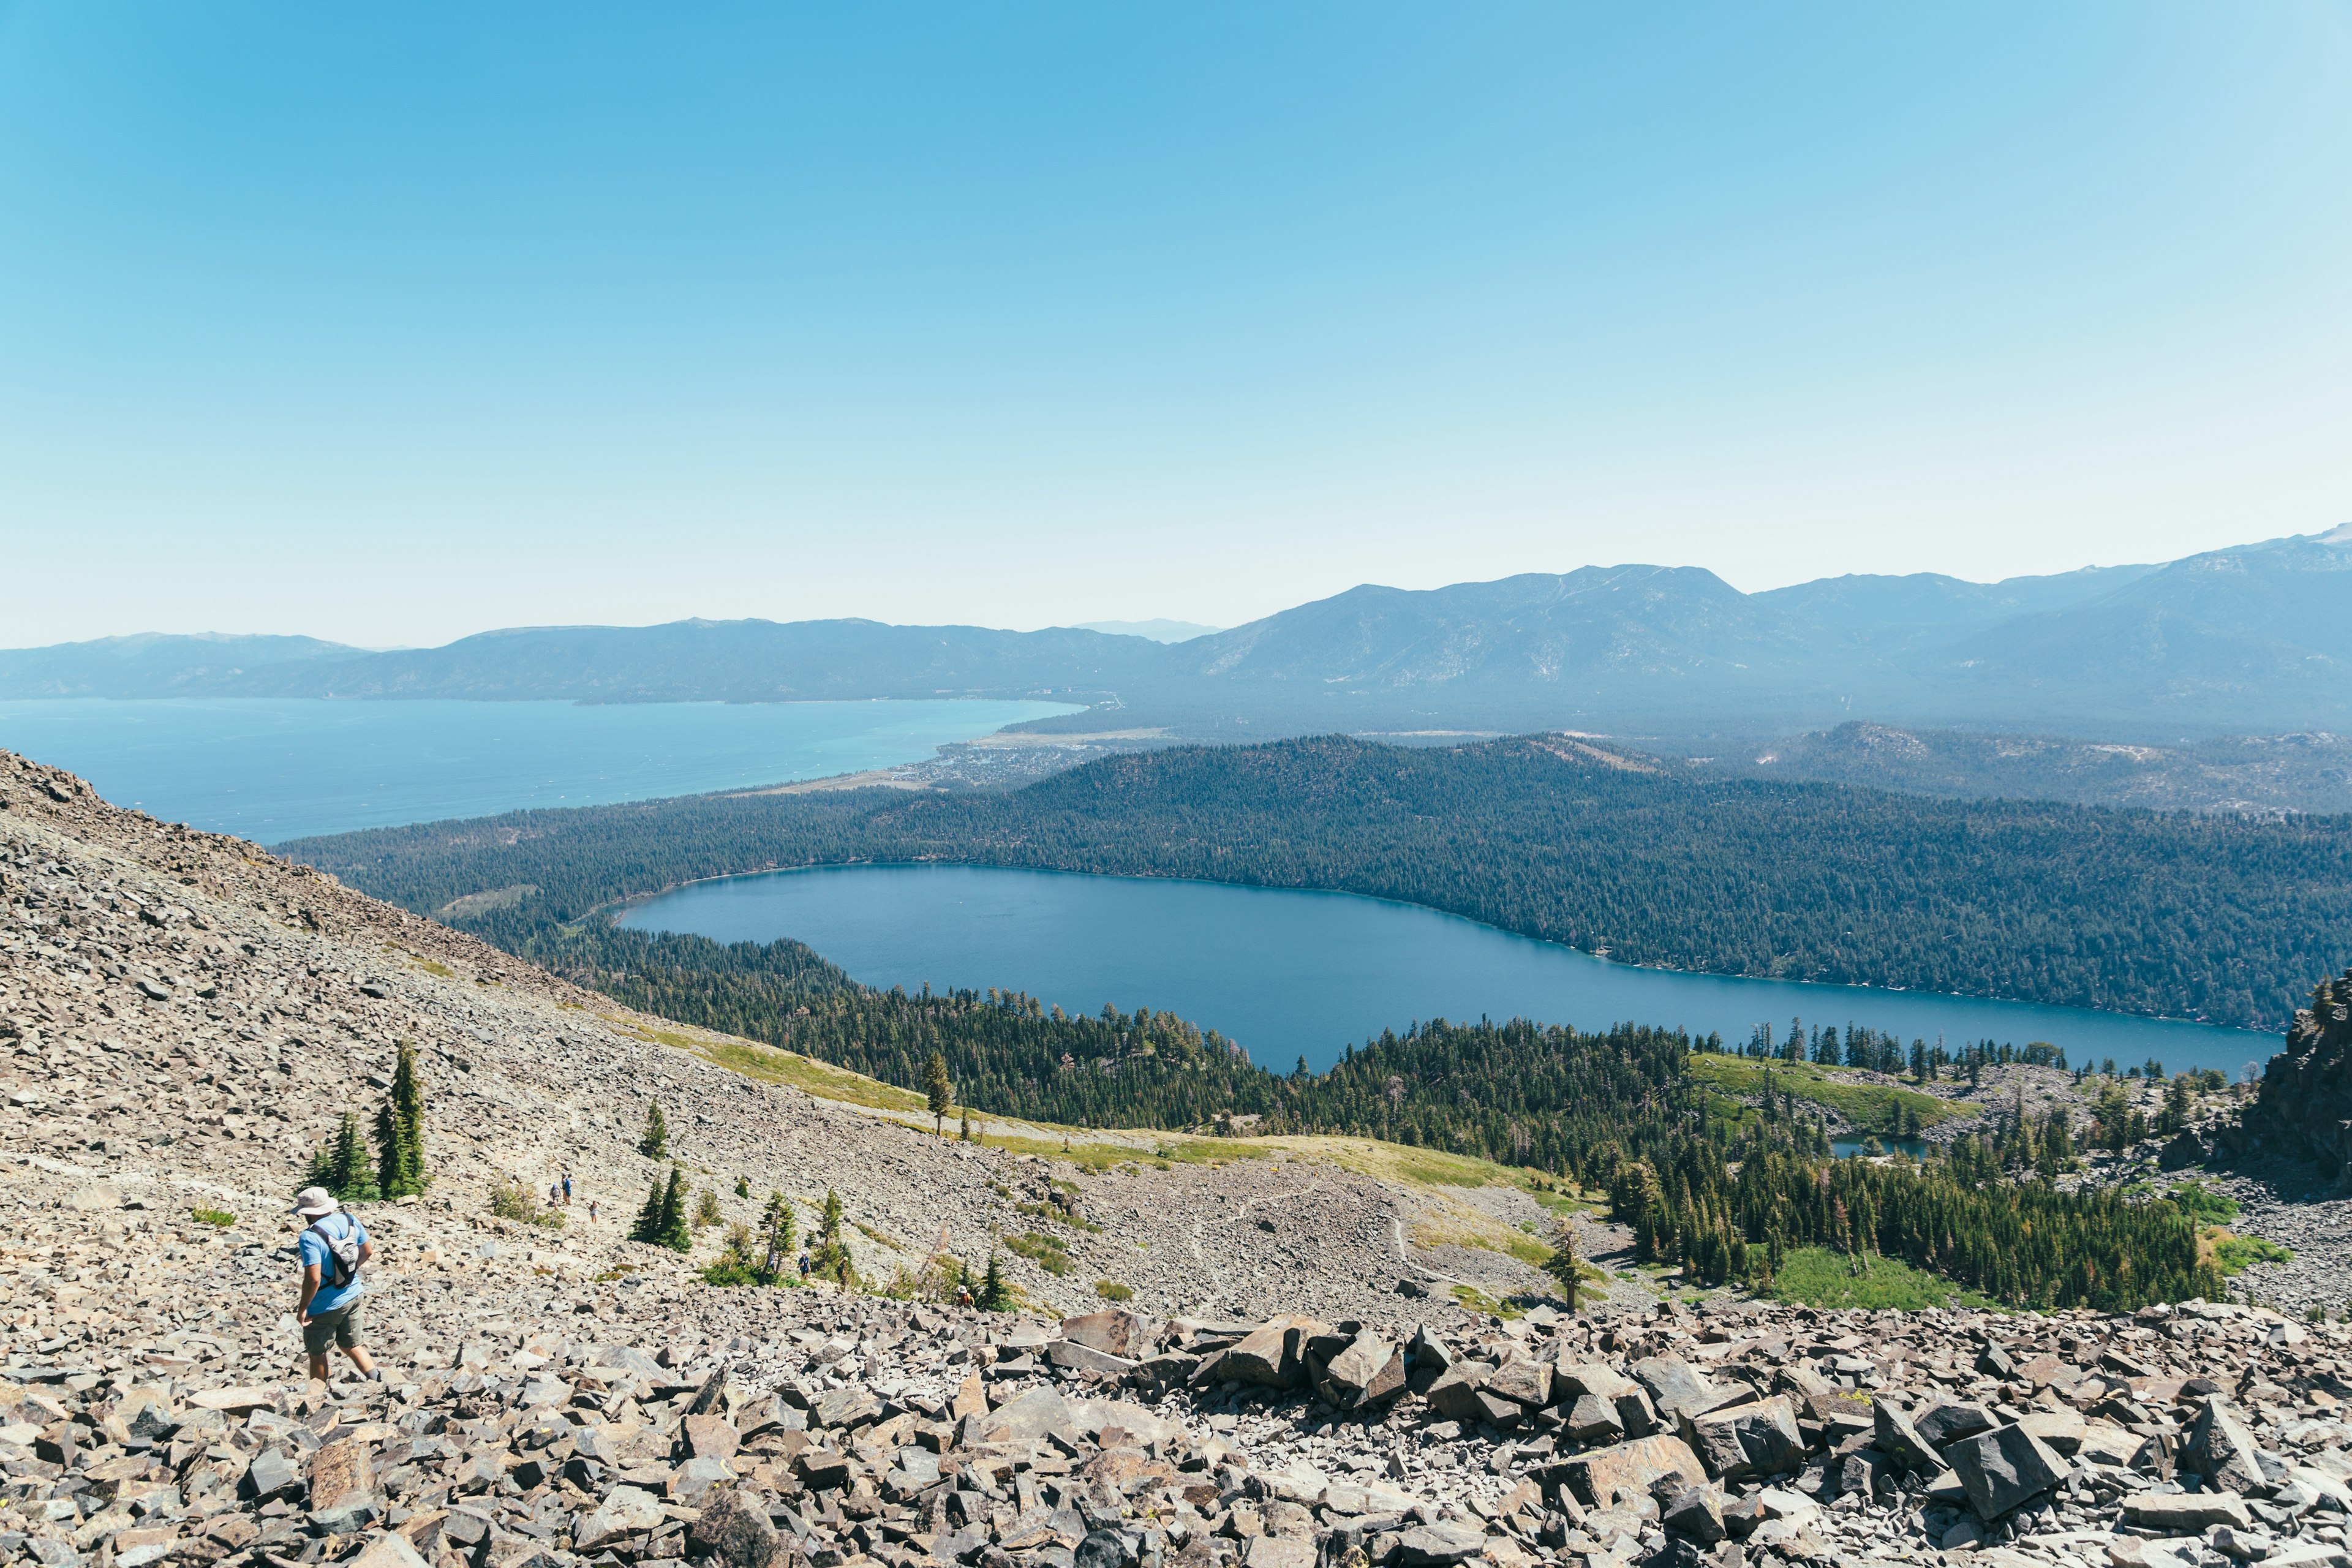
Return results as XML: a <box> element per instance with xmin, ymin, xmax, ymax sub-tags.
<box><xmin>292</xmin><ymin>1186</ymin><xmax>378</xmax><ymax>1385</ymax></box>
<box><xmin>798</xmin><ymin>1253</ymin><xmax>810</xmax><ymax>1279</ymax></box>
<box><xmin>588</xmin><ymin>1199</ymin><xmax>599</xmax><ymax>1224</ymax></box>
<box><xmin>562</xmin><ymin>1172</ymin><xmax>573</xmax><ymax>1205</ymax></box>
<box><xmin>550</xmin><ymin>1182</ymin><xmax>562</xmax><ymax>1207</ymax></box>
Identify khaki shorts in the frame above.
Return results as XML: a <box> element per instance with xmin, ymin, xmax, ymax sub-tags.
<box><xmin>303</xmin><ymin>1301</ymin><xmax>364</xmax><ymax>1356</ymax></box>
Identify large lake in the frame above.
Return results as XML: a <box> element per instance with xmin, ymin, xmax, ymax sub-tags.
<box><xmin>0</xmin><ymin>698</ymin><xmax>1077</xmax><ymax>843</ymax></box>
<box><xmin>620</xmin><ymin>863</ymin><xmax>2282</xmax><ymax>1080</ymax></box>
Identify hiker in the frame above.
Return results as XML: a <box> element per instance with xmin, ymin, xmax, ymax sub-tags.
<box><xmin>588</xmin><ymin>1199</ymin><xmax>598</xmax><ymax>1224</ymax></box>
<box><xmin>292</xmin><ymin>1186</ymin><xmax>379</xmax><ymax>1385</ymax></box>
<box><xmin>562</xmin><ymin>1172</ymin><xmax>573</xmax><ymax>1205</ymax></box>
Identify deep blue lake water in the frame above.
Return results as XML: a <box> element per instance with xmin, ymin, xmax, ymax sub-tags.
<box><xmin>0</xmin><ymin>698</ymin><xmax>1077</xmax><ymax>842</ymax></box>
<box><xmin>619</xmin><ymin>863</ymin><xmax>2283</xmax><ymax>1080</ymax></box>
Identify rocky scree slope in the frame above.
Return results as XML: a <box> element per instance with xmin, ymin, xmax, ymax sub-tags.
<box><xmin>6</xmin><ymin>753</ymin><xmax>2352</xmax><ymax>1568</ymax></box>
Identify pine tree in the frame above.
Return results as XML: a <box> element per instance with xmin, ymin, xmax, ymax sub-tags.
<box><xmin>631</xmin><ymin>1178</ymin><xmax>666</xmax><ymax>1244</ymax></box>
<box><xmin>809</xmin><ymin>1188</ymin><xmax>854</xmax><ymax>1286</ymax></box>
<box><xmin>959</xmin><ymin>1109</ymin><xmax>974</xmax><ymax>1143</ymax></box>
<box><xmin>657</xmin><ymin>1166</ymin><xmax>692</xmax><ymax>1252</ymax></box>
<box><xmin>639</xmin><ymin>1104</ymin><xmax>669</xmax><ymax>1159</ymax></box>
<box><xmin>371</xmin><ymin>1041</ymin><xmax>429</xmax><ymax>1201</ymax></box>
<box><xmin>734</xmin><ymin>1176</ymin><xmax>750</xmax><ymax>1199</ymax></box>
<box><xmin>1545</xmin><ymin>1223</ymin><xmax>1581</xmax><ymax>1311</ymax></box>
<box><xmin>977</xmin><ymin>1251</ymin><xmax>1012</xmax><ymax>1311</ymax></box>
<box><xmin>759</xmin><ymin>1191</ymin><xmax>796</xmax><ymax>1278</ymax></box>
<box><xmin>308</xmin><ymin>1111</ymin><xmax>372</xmax><ymax>1200</ymax></box>
<box><xmin>926</xmin><ymin>1052</ymin><xmax>952</xmax><ymax>1136</ymax></box>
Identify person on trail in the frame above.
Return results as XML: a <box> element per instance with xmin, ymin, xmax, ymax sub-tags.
<box><xmin>292</xmin><ymin>1186</ymin><xmax>379</xmax><ymax>1385</ymax></box>
<box><xmin>588</xmin><ymin>1199</ymin><xmax>598</xmax><ymax>1225</ymax></box>
<box><xmin>562</xmin><ymin>1172</ymin><xmax>573</xmax><ymax>1205</ymax></box>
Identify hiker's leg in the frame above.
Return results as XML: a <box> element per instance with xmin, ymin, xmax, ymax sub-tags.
<box><xmin>303</xmin><ymin>1313</ymin><xmax>334</xmax><ymax>1384</ymax></box>
<box><xmin>333</xmin><ymin>1305</ymin><xmax>372</xmax><ymax>1378</ymax></box>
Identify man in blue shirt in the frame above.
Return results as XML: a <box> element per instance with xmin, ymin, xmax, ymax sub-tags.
<box><xmin>292</xmin><ymin>1186</ymin><xmax>380</xmax><ymax>1385</ymax></box>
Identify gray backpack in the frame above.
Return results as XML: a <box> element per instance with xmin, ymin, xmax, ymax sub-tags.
<box><xmin>309</xmin><ymin>1213</ymin><xmax>363</xmax><ymax>1289</ymax></box>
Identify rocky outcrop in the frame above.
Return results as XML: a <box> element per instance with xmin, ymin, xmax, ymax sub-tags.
<box><xmin>2231</xmin><ymin>971</ymin><xmax>2352</xmax><ymax>1183</ymax></box>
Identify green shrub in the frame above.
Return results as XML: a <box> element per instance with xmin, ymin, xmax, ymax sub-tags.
<box><xmin>189</xmin><ymin>1207</ymin><xmax>235</xmax><ymax>1228</ymax></box>
<box><xmin>489</xmin><ymin>1177</ymin><xmax>567</xmax><ymax>1229</ymax></box>
<box><xmin>1094</xmin><ymin>1279</ymin><xmax>1133</xmax><ymax>1302</ymax></box>
<box><xmin>2167</xmin><ymin>1181</ymin><xmax>2241</xmax><ymax>1223</ymax></box>
<box><xmin>1005</xmin><ymin>1232</ymin><xmax>1072</xmax><ymax>1276</ymax></box>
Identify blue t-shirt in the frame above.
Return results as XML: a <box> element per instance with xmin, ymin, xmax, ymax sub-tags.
<box><xmin>300</xmin><ymin>1212</ymin><xmax>369</xmax><ymax>1314</ymax></box>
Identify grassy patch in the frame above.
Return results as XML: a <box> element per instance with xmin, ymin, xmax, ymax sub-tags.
<box><xmin>1095</xmin><ymin>1279</ymin><xmax>1133</xmax><ymax>1302</ymax></box>
<box><xmin>1450</xmin><ymin>1284</ymin><xmax>1522</xmax><ymax>1319</ymax></box>
<box><xmin>853</xmin><ymin>1220</ymin><xmax>905</xmax><ymax>1250</ymax></box>
<box><xmin>189</xmin><ymin>1207</ymin><xmax>235</xmax><ymax>1228</ymax></box>
<box><xmin>1005</xmin><ymin>1232</ymin><xmax>1072</xmax><ymax>1276</ymax></box>
<box><xmin>2168</xmin><ymin>1181</ymin><xmax>2241</xmax><ymax>1224</ymax></box>
<box><xmin>1762</xmin><ymin>1246</ymin><xmax>2002</xmax><ymax>1311</ymax></box>
<box><xmin>1688</xmin><ymin>1055</ymin><xmax>1964</xmax><ymax>1129</ymax></box>
<box><xmin>2209</xmin><ymin>1233</ymin><xmax>2291</xmax><ymax>1274</ymax></box>
<box><xmin>665</xmin><ymin>1029</ymin><xmax>929</xmax><ymax>1112</ymax></box>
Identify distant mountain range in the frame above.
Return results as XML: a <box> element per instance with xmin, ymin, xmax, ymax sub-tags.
<box><xmin>10</xmin><ymin>524</ymin><xmax>2351</xmax><ymax>742</ymax></box>
<box><xmin>1072</xmin><ymin>619</ymin><xmax>1221</xmax><ymax>643</ymax></box>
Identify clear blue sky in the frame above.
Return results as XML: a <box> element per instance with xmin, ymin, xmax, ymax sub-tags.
<box><xmin>2</xmin><ymin>2</ymin><xmax>2347</xmax><ymax>648</ymax></box>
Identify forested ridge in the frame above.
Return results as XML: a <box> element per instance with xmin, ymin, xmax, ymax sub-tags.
<box><xmin>294</xmin><ymin>733</ymin><xmax>2352</xmax><ymax>1028</ymax></box>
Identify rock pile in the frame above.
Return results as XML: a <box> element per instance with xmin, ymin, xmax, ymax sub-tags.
<box><xmin>10</xmin><ymin>1280</ymin><xmax>2352</xmax><ymax>1568</ymax></box>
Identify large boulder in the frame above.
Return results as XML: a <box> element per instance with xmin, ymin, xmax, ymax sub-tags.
<box><xmin>1946</xmin><ymin>1423</ymin><xmax>2069</xmax><ymax>1521</ymax></box>
<box><xmin>2182</xmin><ymin>1396</ymin><xmax>2269</xmax><ymax>1494</ymax></box>
<box><xmin>1316</xmin><ymin>1332</ymin><xmax>1406</xmax><ymax>1411</ymax></box>
<box><xmin>1632</xmin><ymin>1355</ymin><xmax>1719</xmax><ymax>1422</ymax></box>
<box><xmin>1221</xmin><ymin>1316</ymin><xmax>1330</xmax><ymax>1389</ymax></box>
<box><xmin>967</xmin><ymin>1387</ymin><xmax>1079</xmax><ymax>1446</ymax></box>
<box><xmin>1913</xmin><ymin>1401</ymin><xmax>1996</xmax><ymax>1447</ymax></box>
<box><xmin>1060</xmin><ymin>1310</ymin><xmax>1153</xmax><ymax>1359</ymax></box>
<box><xmin>1681</xmin><ymin>1397</ymin><xmax>1803</xmax><ymax>1482</ymax></box>
<box><xmin>1483</xmin><ymin>1357</ymin><xmax>1553</xmax><ymax>1409</ymax></box>
<box><xmin>1871</xmin><ymin>1401</ymin><xmax>1948</xmax><ymax>1477</ymax></box>
<box><xmin>1548</xmin><ymin>1434</ymin><xmax>1709</xmax><ymax>1510</ymax></box>
<box><xmin>1394</xmin><ymin>1522</ymin><xmax>1490</xmax><ymax>1566</ymax></box>
<box><xmin>1565</xmin><ymin>1393</ymin><xmax>1625</xmax><ymax>1446</ymax></box>
<box><xmin>1047</xmin><ymin>1340</ymin><xmax>1138</xmax><ymax>1379</ymax></box>
<box><xmin>1423</xmin><ymin>1362</ymin><xmax>1518</xmax><ymax>1427</ymax></box>
<box><xmin>688</xmin><ymin>1488</ymin><xmax>790</xmax><ymax>1568</ymax></box>
<box><xmin>2122</xmin><ymin>1492</ymin><xmax>2253</xmax><ymax>1532</ymax></box>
